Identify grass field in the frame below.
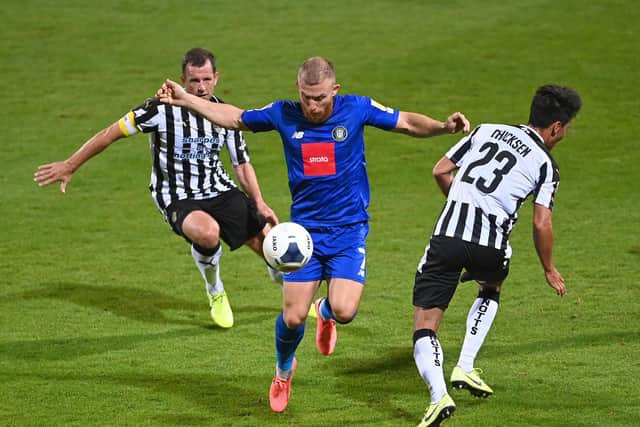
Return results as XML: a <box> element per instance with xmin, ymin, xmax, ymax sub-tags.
<box><xmin>2</xmin><ymin>0</ymin><xmax>639</xmax><ymax>426</ymax></box>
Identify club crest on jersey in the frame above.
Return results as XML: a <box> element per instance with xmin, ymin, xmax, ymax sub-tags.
<box><xmin>332</xmin><ymin>126</ymin><xmax>348</xmax><ymax>142</ymax></box>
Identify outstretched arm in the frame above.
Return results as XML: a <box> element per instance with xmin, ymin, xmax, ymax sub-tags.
<box><xmin>157</xmin><ymin>79</ymin><xmax>248</xmax><ymax>130</ymax></box>
<box><xmin>533</xmin><ymin>203</ymin><xmax>566</xmax><ymax>297</ymax></box>
<box><xmin>392</xmin><ymin>111</ymin><xmax>470</xmax><ymax>137</ymax></box>
<box><xmin>233</xmin><ymin>163</ymin><xmax>279</xmax><ymax>226</ymax></box>
<box><xmin>33</xmin><ymin>122</ymin><xmax>126</xmax><ymax>193</ymax></box>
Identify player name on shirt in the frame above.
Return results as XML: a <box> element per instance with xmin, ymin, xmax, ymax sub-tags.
<box><xmin>490</xmin><ymin>129</ymin><xmax>532</xmax><ymax>157</ymax></box>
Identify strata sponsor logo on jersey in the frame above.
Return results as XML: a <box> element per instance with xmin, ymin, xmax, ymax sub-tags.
<box><xmin>332</xmin><ymin>126</ymin><xmax>348</xmax><ymax>142</ymax></box>
<box><xmin>370</xmin><ymin>99</ymin><xmax>394</xmax><ymax>114</ymax></box>
<box><xmin>174</xmin><ymin>137</ymin><xmax>220</xmax><ymax>160</ymax></box>
<box><xmin>301</xmin><ymin>142</ymin><xmax>336</xmax><ymax>176</ymax></box>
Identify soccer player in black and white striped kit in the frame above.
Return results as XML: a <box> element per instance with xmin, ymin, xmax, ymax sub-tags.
<box><xmin>413</xmin><ymin>85</ymin><xmax>581</xmax><ymax>426</ymax></box>
<box><xmin>34</xmin><ymin>48</ymin><xmax>280</xmax><ymax>329</ymax></box>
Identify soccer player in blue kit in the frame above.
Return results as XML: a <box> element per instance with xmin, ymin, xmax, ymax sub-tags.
<box><xmin>157</xmin><ymin>56</ymin><xmax>470</xmax><ymax>412</ymax></box>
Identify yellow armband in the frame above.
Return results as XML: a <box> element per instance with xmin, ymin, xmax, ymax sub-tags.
<box><xmin>118</xmin><ymin>111</ymin><xmax>140</xmax><ymax>137</ymax></box>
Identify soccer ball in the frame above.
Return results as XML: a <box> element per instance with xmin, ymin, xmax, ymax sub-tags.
<box><xmin>262</xmin><ymin>222</ymin><xmax>313</xmax><ymax>272</ymax></box>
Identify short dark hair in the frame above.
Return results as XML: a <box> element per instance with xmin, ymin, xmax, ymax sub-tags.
<box><xmin>528</xmin><ymin>84</ymin><xmax>582</xmax><ymax>128</ymax></box>
<box><xmin>182</xmin><ymin>48</ymin><xmax>217</xmax><ymax>74</ymax></box>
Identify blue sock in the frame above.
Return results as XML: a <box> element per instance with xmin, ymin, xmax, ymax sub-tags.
<box><xmin>319</xmin><ymin>297</ymin><xmax>335</xmax><ymax>321</ymax></box>
<box><xmin>319</xmin><ymin>297</ymin><xmax>358</xmax><ymax>324</ymax></box>
<box><xmin>275</xmin><ymin>312</ymin><xmax>305</xmax><ymax>371</ymax></box>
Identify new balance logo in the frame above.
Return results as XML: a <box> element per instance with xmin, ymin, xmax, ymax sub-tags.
<box><xmin>292</xmin><ymin>131</ymin><xmax>304</xmax><ymax>139</ymax></box>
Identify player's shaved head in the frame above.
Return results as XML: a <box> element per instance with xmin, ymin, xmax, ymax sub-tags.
<box><xmin>297</xmin><ymin>57</ymin><xmax>335</xmax><ymax>85</ymax></box>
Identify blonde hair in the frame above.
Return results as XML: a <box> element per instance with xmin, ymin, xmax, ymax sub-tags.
<box><xmin>297</xmin><ymin>56</ymin><xmax>335</xmax><ymax>85</ymax></box>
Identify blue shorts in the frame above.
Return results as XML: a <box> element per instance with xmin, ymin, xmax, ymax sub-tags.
<box><xmin>283</xmin><ymin>222</ymin><xmax>369</xmax><ymax>284</ymax></box>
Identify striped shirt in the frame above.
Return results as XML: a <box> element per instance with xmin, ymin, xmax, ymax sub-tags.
<box><xmin>117</xmin><ymin>96</ymin><xmax>249</xmax><ymax>217</ymax></box>
<box><xmin>433</xmin><ymin>124</ymin><xmax>559</xmax><ymax>251</ymax></box>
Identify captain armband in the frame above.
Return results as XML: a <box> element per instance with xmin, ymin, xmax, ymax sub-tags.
<box><xmin>118</xmin><ymin>111</ymin><xmax>140</xmax><ymax>137</ymax></box>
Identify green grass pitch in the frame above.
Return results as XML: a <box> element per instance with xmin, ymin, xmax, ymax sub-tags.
<box><xmin>1</xmin><ymin>0</ymin><xmax>638</xmax><ymax>425</ymax></box>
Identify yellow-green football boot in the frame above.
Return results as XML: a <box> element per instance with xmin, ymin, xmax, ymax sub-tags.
<box><xmin>417</xmin><ymin>394</ymin><xmax>455</xmax><ymax>427</ymax></box>
<box><xmin>208</xmin><ymin>291</ymin><xmax>233</xmax><ymax>328</ymax></box>
<box><xmin>450</xmin><ymin>366</ymin><xmax>493</xmax><ymax>398</ymax></box>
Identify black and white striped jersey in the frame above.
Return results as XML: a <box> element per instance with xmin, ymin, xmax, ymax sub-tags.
<box><xmin>117</xmin><ymin>96</ymin><xmax>249</xmax><ymax>216</ymax></box>
<box><xmin>432</xmin><ymin>124</ymin><xmax>559</xmax><ymax>252</ymax></box>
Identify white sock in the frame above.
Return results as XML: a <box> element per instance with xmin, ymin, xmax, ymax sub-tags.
<box><xmin>191</xmin><ymin>245</ymin><xmax>223</xmax><ymax>294</ymax></box>
<box><xmin>267</xmin><ymin>265</ymin><xmax>283</xmax><ymax>285</ymax></box>
<box><xmin>414</xmin><ymin>335</ymin><xmax>448</xmax><ymax>403</ymax></box>
<box><xmin>457</xmin><ymin>297</ymin><xmax>499</xmax><ymax>372</ymax></box>
<box><xmin>276</xmin><ymin>366</ymin><xmax>293</xmax><ymax>379</ymax></box>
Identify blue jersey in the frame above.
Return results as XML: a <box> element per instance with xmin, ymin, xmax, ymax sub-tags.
<box><xmin>241</xmin><ymin>94</ymin><xmax>399</xmax><ymax>227</ymax></box>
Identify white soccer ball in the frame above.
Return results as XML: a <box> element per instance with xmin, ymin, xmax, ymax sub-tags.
<box><xmin>263</xmin><ymin>222</ymin><xmax>313</xmax><ymax>272</ymax></box>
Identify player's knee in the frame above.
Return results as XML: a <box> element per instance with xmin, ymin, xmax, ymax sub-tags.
<box><xmin>282</xmin><ymin>310</ymin><xmax>306</xmax><ymax>328</ymax></box>
<box><xmin>332</xmin><ymin>304</ymin><xmax>358</xmax><ymax>324</ymax></box>
<box><xmin>191</xmin><ymin>226</ymin><xmax>220</xmax><ymax>248</ymax></box>
<box><xmin>183</xmin><ymin>213</ymin><xmax>220</xmax><ymax>248</ymax></box>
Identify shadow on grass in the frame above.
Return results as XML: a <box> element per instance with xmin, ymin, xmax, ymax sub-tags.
<box><xmin>485</xmin><ymin>329</ymin><xmax>635</xmax><ymax>357</ymax></box>
<box><xmin>8</xmin><ymin>282</ymin><xmax>278</xmax><ymax>327</ymax></box>
<box><xmin>333</xmin><ymin>346</ymin><xmax>420</xmax><ymax>425</ymax></box>
<box><xmin>0</xmin><ymin>327</ymin><xmax>211</xmax><ymax>361</ymax></box>
<box><xmin>2</xmin><ymin>283</ymin><xmax>278</xmax><ymax>363</ymax></box>
<box><xmin>8</xmin><ymin>366</ymin><xmax>274</xmax><ymax>426</ymax></box>
<box><xmin>10</xmin><ymin>282</ymin><xmax>204</xmax><ymax>326</ymax></box>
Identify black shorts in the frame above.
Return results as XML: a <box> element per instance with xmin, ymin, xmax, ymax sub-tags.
<box><xmin>165</xmin><ymin>189</ymin><xmax>267</xmax><ymax>250</ymax></box>
<box><xmin>413</xmin><ymin>236</ymin><xmax>510</xmax><ymax>309</ymax></box>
